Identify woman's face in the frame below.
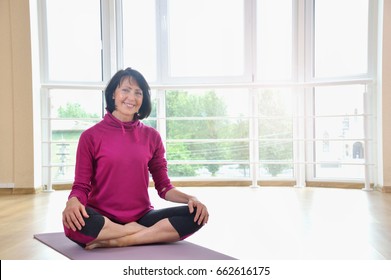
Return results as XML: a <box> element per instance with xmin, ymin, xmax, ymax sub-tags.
<box><xmin>112</xmin><ymin>77</ymin><xmax>143</xmax><ymax>122</ymax></box>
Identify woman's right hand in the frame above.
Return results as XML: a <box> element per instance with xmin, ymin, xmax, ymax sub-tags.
<box><xmin>62</xmin><ymin>196</ymin><xmax>89</xmax><ymax>231</ymax></box>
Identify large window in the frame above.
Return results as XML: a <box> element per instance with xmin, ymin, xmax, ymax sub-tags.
<box><xmin>37</xmin><ymin>0</ymin><xmax>377</xmax><ymax>189</ymax></box>
<box><xmin>313</xmin><ymin>0</ymin><xmax>369</xmax><ymax>78</ymax></box>
<box><xmin>45</xmin><ymin>0</ymin><xmax>102</xmax><ymax>82</ymax></box>
<box><xmin>167</xmin><ymin>0</ymin><xmax>245</xmax><ymax>78</ymax></box>
<box><xmin>122</xmin><ymin>0</ymin><xmax>157</xmax><ymax>82</ymax></box>
<box><xmin>257</xmin><ymin>0</ymin><xmax>293</xmax><ymax>81</ymax></box>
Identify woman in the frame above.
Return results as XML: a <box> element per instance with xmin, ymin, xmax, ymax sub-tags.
<box><xmin>62</xmin><ymin>68</ymin><xmax>209</xmax><ymax>249</ymax></box>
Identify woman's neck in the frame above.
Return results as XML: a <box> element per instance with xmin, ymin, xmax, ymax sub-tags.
<box><xmin>112</xmin><ymin>110</ymin><xmax>134</xmax><ymax>122</ymax></box>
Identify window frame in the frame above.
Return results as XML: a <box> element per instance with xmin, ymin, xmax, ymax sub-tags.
<box><xmin>37</xmin><ymin>0</ymin><xmax>378</xmax><ymax>190</ymax></box>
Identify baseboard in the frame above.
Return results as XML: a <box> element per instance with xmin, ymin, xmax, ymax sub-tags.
<box><xmin>377</xmin><ymin>185</ymin><xmax>391</xmax><ymax>193</ymax></box>
<box><xmin>169</xmin><ymin>180</ymin><xmax>252</xmax><ymax>187</ymax></box>
<box><xmin>0</xmin><ymin>186</ymin><xmax>43</xmax><ymax>195</ymax></box>
<box><xmin>0</xmin><ymin>188</ymin><xmax>13</xmax><ymax>195</ymax></box>
<box><xmin>52</xmin><ymin>184</ymin><xmax>72</xmax><ymax>191</ymax></box>
<box><xmin>306</xmin><ymin>181</ymin><xmax>365</xmax><ymax>189</ymax></box>
<box><xmin>4</xmin><ymin>182</ymin><xmax>388</xmax><ymax>194</ymax></box>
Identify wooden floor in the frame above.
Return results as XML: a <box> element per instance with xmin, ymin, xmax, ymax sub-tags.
<box><xmin>1</xmin><ymin>186</ymin><xmax>391</xmax><ymax>260</ymax></box>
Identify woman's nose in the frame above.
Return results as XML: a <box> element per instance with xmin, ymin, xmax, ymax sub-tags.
<box><xmin>124</xmin><ymin>91</ymin><xmax>136</xmax><ymax>100</ymax></box>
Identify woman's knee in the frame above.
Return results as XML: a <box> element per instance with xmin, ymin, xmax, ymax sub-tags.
<box><xmin>168</xmin><ymin>211</ymin><xmax>204</xmax><ymax>240</ymax></box>
<box><xmin>63</xmin><ymin>207</ymin><xmax>105</xmax><ymax>247</ymax></box>
<box><xmin>138</xmin><ymin>206</ymin><xmax>204</xmax><ymax>240</ymax></box>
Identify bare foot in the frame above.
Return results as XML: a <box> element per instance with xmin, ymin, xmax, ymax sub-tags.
<box><xmin>85</xmin><ymin>235</ymin><xmax>133</xmax><ymax>250</ymax></box>
<box><xmin>85</xmin><ymin>239</ymin><xmax>118</xmax><ymax>250</ymax></box>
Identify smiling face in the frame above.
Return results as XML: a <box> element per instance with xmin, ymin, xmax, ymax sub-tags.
<box><xmin>112</xmin><ymin>76</ymin><xmax>143</xmax><ymax>122</ymax></box>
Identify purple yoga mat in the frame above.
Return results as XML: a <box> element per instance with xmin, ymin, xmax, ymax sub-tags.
<box><xmin>34</xmin><ymin>232</ymin><xmax>236</xmax><ymax>260</ymax></box>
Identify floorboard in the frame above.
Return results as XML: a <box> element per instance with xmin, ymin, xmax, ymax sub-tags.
<box><xmin>1</xmin><ymin>187</ymin><xmax>390</xmax><ymax>260</ymax></box>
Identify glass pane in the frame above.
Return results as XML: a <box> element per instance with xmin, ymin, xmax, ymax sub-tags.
<box><xmin>122</xmin><ymin>0</ymin><xmax>157</xmax><ymax>82</ymax></box>
<box><xmin>315</xmin><ymin>140</ymin><xmax>365</xmax><ymax>161</ymax></box>
<box><xmin>166</xmin><ymin>89</ymin><xmax>249</xmax><ymax>117</ymax></box>
<box><xmin>258</xmin><ymin>89</ymin><xmax>293</xmax><ymax>116</ymax></box>
<box><xmin>257</xmin><ymin>0</ymin><xmax>292</xmax><ymax>81</ymax></box>
<box><xmin>167</xmin><ymin>141</ymin><xmax>249</xmax><ymax>161</ymax></box>
<box><xmin>313</xmin><ymin>85</ymin><xmax>366</xmax><ymax>179</ymax></box>
<box><xmin>259</xmin><ymin>163</ymin><xmax>294</xmax><ymax>178</ymax></box>
<box><xmin>258</xmin><ymin>89</ymin><xmax>293</xmax><ymax>148</ymax></box>
<box><xmin>46</xmin><ymin>0</ymin><xmax>102</xmax><ymax>82</ymax></box>
<box><xmin>142</xmin><ymin>119</ymin><xmax>157</xmax><ymax>129</ymax></box>
<box><xmin>259</xmin><ymin>118</ymin><xmax>293</xmax><ymax>139</ymax></box>
<box><xmin>51</xmin><ymin>119</ymin><xmax>97</xmax><ymax>141</ymax></box>
<box><xmin>49</xmin><ymin>89</ymin><xmax>103</xmax><ymax>119</ymax></box>
<box><xmin>167</xmin><ymin>0</ymin><xmax>244</xmax><ymax>77</ymax></box>
<box><xmin>259</xmin><ymin>140</ymin><xmax>293</xmax><ymax>176</ymax></box>
<box><xmin>168</xmin><ymin>163</ymin><xmax>250</xmax><ymax>178</ymax></box>
<box><xmin>141</xmin><ymin>90</ymin><xmax>157</xmax><ymax>129</ymax></box>
<box><xmin>314</xmin><ymin>0</ymin><xmax>368</xmax><ymax>78</ymax></box>
<box><xmin>259</xmin><ymin>140</ymin><xmax>293</xmax><ymax>161</ymax></box>
<box><xmin>314</xmin><ymin>85</ymin><xmax>365</xmax><ymax>116</ymax></box>
<box><xmin>315</xmin><ymin>163</ymin><xmax>365</xmax><ymax>180</ymax></box>
<box><xmin>315</xmin><ymin>117</ymin><xmax>364</xmax><ymax>139</ymax></box>
<box><xmin>167</xmin><ymin>120</ymin><xmax>249</xmax><ymax>140</ymax></box>
<box><xmin>50</xmin><ymin>165</ymin><xmax>75</xmax><ymax>183</ymax></box>
<box><xmin>49</xmin><ymin>89</ymin><xmax>102</xmax><ymax>163</ymax></box>
<box><xmin>314</xmin><ymin>85</ymin><xmax>365</xmax><ymax>139</ymax></box>
<box><xmin>50</xmin><ymin>142</ymin><xmax>78</xmax><ymax>165</ymax></box>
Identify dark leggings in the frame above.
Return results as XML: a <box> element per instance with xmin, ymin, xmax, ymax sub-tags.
<box><xmin>64</xmin><ymin>206</ymin><xmax>203</xmax><ymax>247</ymax></box>
<box><xmin>137</xmin><ymin>206</ymin><xmax>203</xmax><ymax>239</ymax></box>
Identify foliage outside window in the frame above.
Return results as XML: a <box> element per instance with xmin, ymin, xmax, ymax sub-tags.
<box><xmin>165</xmin><ymin>90</ymin><xmax>249</xmax><ymax>178</ymax></box>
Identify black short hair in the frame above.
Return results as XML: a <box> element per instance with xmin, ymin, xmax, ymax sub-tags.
<box><xmin>105</xmin><ymin>67</ymin><xmax>152</xmax><ymax>120</ymax></box>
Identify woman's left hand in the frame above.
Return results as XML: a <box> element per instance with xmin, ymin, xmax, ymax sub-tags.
<box><xmin>188</xmin><ymin>197</ymin><xmax>209</xmax><ymax>225</ymax></box>
<box><xmin>164</xmin><ymin>188</ymin><xmax>209</xmax><ymax>225</ymax></box>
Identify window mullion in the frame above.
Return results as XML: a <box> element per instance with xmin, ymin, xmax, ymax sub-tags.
<box><xmin>363</xmin><ymin>86</ymin><xmax>373</xmax><ymax>190</ymax></box>
<box><xmin>291</xmin><ymin>0</ymin><xmax>308</xmax><ymax>187</ymax></box>
<box><xmin>367</xmin><ymin>0</ymin><xmax>378</xmax><ymax>78</ymax></box>
<box><xmin>156</xmin><ymin>0</ymin><xmax>168</xmax><ymax>84</ymax></box>
<box><xmin>41</xmin><ymin>88</ymin><xmax>52</xmax><ymax>190</ymax></box>
<box><xmin>157</xmin><ymin>89</ymin><xmax>167</xmax><ymax>144</ymax></box>
<box><xmin>115</xmin><ymin>0</ymin><xmax>123</xmax><ymax>71</ymax></box>
<box><xmin>249</xmin><ymin>88</ymin><xmax>260</xmax><ymax>187</ymax></box>
<box><xmin>305</xmin><ymin>0</ymin><xmax>315</xmax><ymax>81</ymax></box>
<box><xmin>38</xmin><ymin>0</ymin><xmax>49</xmax><ymax>82</ymax></box>
<box><xmin>245</xmin><ymin>0</ymin><xmax>256</xmax><ymax>82</ymax></box>
<box><xmin>101</xmin><ymin>0</ymin><xmax>118</xmax><ymax>81</ymax></box>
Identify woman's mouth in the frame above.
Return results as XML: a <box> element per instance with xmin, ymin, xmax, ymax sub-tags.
<box><xmin>124</xmin><ymin>102</ymin><xmax>136</xmax><ymax>109</ymax></box>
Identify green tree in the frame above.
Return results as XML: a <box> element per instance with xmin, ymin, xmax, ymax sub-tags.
<box><xmin>58</xmin><ymin>102</ymin><xmax>99</xmax><ymax>118</ymax></box>
<box><xmin>166</xmin><ymin>90</ymin><xmax>230</xmax><ymax>176</ymax></box>
<box><xmin>225</xmin><ymin>117</ymin><xmax>250</xmax><ymax>176</ymax></box>
<box><xmin>258</xmin><ymin>90</ymin><xmax>293</xmax><ymax>177</ymax></box>
<box><xmin>167</xmin><ymin>142</ymin><xmax>198</xmax><ymax>177</ymax></box>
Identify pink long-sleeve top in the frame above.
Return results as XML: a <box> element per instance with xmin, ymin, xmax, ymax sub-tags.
<box><xmin>68</xmin><ymin>112</ymin><xmax>174</xmax><ymax>223</ymax></box>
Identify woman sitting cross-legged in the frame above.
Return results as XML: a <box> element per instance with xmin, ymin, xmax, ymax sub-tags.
<box><xmin>62</xmin><ymin>67</ymin><xmax>209</xmax><ymax>249</ymax></box>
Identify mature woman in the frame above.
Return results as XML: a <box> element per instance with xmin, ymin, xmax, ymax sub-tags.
<box><xmin>62</xmin><ymin>67</ymin><xmax>208</xmax><ymax>249</ymax></box>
